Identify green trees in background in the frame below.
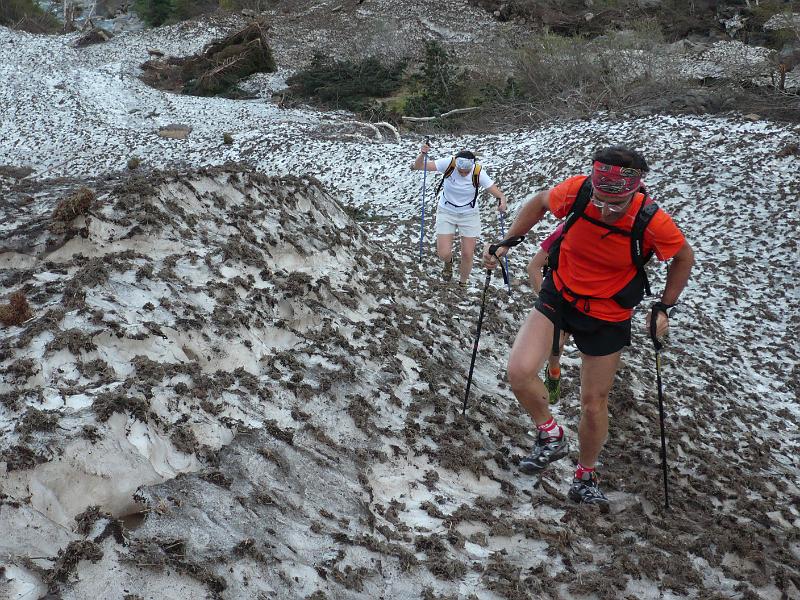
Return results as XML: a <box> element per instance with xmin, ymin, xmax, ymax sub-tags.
<box><xmin>134</xmin><ymin>0</ymin><xmax>219</xmax><ymax>27</ymax></box>
<box><xmin>134</xmin><ymin>0</ymin><xmax>274</xmax><ymax>26</ymax></box>
<box><xmin>286</xmin><ymin>41</ymin><xmax>474</xmax><ymax>124</ymax></box>
<box><xmin>404</xmin><ymin>41</ymin><xmax>469</xmax><ymax>117</ymax></box>
<box><xmin>0</xmin><ymin>0</ymin><xmax>60</xmax><ymax>33</ymax></box>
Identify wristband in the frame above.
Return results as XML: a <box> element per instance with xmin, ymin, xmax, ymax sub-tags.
<box><xmin>652</xmin><ymin>301</ymin><xmax>675</xmax><ymax>314</ymax></box>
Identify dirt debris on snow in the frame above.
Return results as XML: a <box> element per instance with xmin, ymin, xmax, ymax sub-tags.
<box><xmin>0</xmin><ymin>154</ymin><xmax>797</xmax><ymax>598</ymax></box>
<box><xmin>140</xmin><ymin>20</ymin><xmax>276</xmax><ymax>97</ymax></box>
<box><xmin>0</xmin><ymin>3</ymin><xmax>799</xmax><ymax>596</ymax></box>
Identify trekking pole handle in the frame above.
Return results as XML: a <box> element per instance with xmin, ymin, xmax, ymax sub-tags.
<box><xmin>489</xmin><ymin>236</ymin><xmax>525</xmax><ymax>285</ymax></box>
<box><xmin>488</xmin><ymin>235</ymin><xmax>525</xmax><ymax>258</ymax></box>
<box><xmin>650</xmin><ymin>301</ymin><xmax>673</xmax><ymax>352</ymax></box>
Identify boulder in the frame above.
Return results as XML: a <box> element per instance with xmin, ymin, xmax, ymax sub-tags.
<box><xmin>74</xmin><ymin>27</ymin><xmax>113</xmax><ymax>48</ymax></box>
<box><xmin>157</xmin><ymin>124</ymin><xmax>192</xmax><ymax>140</ymax></box>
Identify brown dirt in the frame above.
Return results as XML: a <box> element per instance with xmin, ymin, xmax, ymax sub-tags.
<box><xmin>1</xmin><ymin>444</ymin><xmax>47</xmax><ymax>471</ymax></box>
<box><xmin>0</xmin><ymin>291</ymin><xmax>33</xmax><ymax>326</ymax></box>
<box><xmin>51</xmin><ymin>187</ymin><xmax>94</xmax><ymax>223</ymax></box>
<box><xmin>47</xmin><ymin>540</ymin><xmax>103</xmax><ymax>584</ymax></box>
<box><xmin>140</xmin><ymin>20</ymin><xmax>276</xmax><ymax>97</ymax></box>
<box><xmin>92</xmin><ymin>390</ymin><xmax>151</xmax><ymax>423</ymax></box>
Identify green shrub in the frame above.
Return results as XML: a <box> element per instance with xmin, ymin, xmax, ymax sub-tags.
<box><xmin>133</xmin><ymin>0</ymin><xmax>171</xmax><ymax>26</ymax></box>
<box><xmin>133</xmin><ymin>0</ymin><xmax>218</xmax><ymax>27</ymax></box>
<box><xmin>0</xmin><ymin>0</ymin><xmax>60</xmax><ymax>33</ymax></box>
<box><xmin>287</xmin><ymin>54</ymin><xmax>405</xmax><ymax>112</ymax></box>
<box><xmin>404</xmin><ymin>41</ymin><xmax>469</xmax><ymax>117</ymax></box>
<box><xmin>512</xmin><ymin>23</ymin><xmax>680</xmax><ymax>110</ymax></box>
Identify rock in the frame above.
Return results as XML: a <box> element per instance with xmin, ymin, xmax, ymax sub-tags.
<box><xmin>720</xmin><ymin>13</ymin><xmax>746</xmax><ymax>38</ymax></box>
<box><xmin>584</xmin><ymin>12</ymin><xmax>594</xmax><ymax>21</ymax></box>
<box><xmin>74</xmin><ymin>27</ymin><xmax>113</xmax><ymax>48</ymax></box>
<box><xmin>744</xmin><ymin>113</ymin><xmax>761</xmax><ymax>121</ymax></box>
<box><xmin>0</xmin><ymin>165</ymin><xmax>34</xmax><ymax>180</ymax></box>
<box><xmin>667</xmin><ymin>39</ymin><xmax>707</xmax><ymax>54</ymax></box>
<box><xmin>95</xmin><ymin>0</ymin><xmax>130</xmax><ymax>18</ymax></box>
<box><xmin>776</xmin><ymin>143</ymin><xmax>800</xmax><ymax>158</ymax></box>
<box><xmin>157</xmin><ymin>124</ymin><xmax>192</xmax><ymax>139</ymax></box>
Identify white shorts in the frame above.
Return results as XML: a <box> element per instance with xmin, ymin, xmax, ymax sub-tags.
<box><xmin>435</xmin><ymin>209</ymin><xmax>481</xmax><ymax>238</ymax></box>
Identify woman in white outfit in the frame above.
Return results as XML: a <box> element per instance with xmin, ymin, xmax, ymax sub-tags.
<box><xmin>411</xmin><ymin>143</ymin><xmax>508</xmax><ymax>287</ymax></box>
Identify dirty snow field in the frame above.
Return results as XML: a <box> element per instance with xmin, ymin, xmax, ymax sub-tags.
<box><xmin>1</xmin><ymin>15</ymin><xmax>800</xmax><ymax>600</ymax></box>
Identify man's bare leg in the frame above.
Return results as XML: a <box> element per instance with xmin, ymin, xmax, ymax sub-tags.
<box><xmin>508</xmin><ymin>308</ymin><xmax>554</xmax><ymax>424</ymax></box>
<box><xmin>577</xmin><ymin>351</ymin><xmax>621</xmax><ymax>468</ymax></box>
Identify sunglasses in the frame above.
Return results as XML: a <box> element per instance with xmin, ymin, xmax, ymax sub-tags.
<box><xmin>594</xmin><ymin>164</ymin><xmax>642</xmax><ymax>178</ymax></box>
<box><xmin>591</xmin><ymin>195</ymin><xmax>632</xmax><ymax>213</ymax></box>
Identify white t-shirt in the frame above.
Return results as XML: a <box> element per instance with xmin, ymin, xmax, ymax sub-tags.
<box><xmin>434</xmin><ymin>157</ymin><xmax>494</xmax><ymax>215</ymax></box>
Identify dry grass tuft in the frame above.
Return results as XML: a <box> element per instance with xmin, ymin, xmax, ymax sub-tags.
<box><xmin>0</xmin><ymin>291</ymin><xmax>33</xmax><ymax>326</ymax></box>
<box><xmin>52</xmin><ymin>187</ymin><xmax>94</xmax><ymax>223</ymax></box>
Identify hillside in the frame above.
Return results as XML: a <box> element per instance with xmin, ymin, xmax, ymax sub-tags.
<box><xmin>1</xmin><ymin>6</ymin><xmax>799</xmax><ymax>600</ymax></box>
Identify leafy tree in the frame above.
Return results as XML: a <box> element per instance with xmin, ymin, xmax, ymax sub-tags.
<box><xmin>405</xmin><ymin>41</ymin><xmax>468</xmax><ymax>117</ymax></box>
<box><xmin>134</xmin><ymin>0</ymin><xmax>174</xmax><ymax>26</ymax></box>
<box><xmin>0</xmin><ymin>0</ymin><xmax>60</xmax><ymax>32</ymax></box>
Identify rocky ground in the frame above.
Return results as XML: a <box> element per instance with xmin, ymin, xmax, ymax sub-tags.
<box><xmin>1</xmin><ymin>3</ymin><xmax>800</xmax><ymax>600</ymax></box>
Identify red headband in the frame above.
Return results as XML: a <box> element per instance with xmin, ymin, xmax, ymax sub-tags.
<box><xmin>591</xmin><ymin>161</ymin><xmax>642</xmax><ymax>197</ymax></box>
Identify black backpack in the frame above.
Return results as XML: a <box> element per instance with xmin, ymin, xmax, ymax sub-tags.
<box><xmin>434</xmin><ymin>158</ymin><xmax>483</xmax><ymax>209</ymax></box>
<box><xmin>546</xmin><ymin>176</ymin><xmax>659</xmax><ymax>310</ymax></box>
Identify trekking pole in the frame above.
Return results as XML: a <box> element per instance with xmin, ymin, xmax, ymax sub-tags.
<box><xmin>498</xmin><ymin>206</ymin><xmax>511</xmax><ymax>294</ymax></box>
<box><xmin>650</xmin><ymin>303</ymin><xmax>670</xmax><ymax>510</ymax></box>
<box><xmin>462</xmin><ymin>235</ymin><xmax>526</xmax><ymax>415</ymax></box>
<box><xmin>418</xmin><ymin>138</ymin><xmax>431</xmax><ymax>263</ymax></box>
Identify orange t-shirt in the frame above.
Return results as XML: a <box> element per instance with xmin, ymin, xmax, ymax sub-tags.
<box><xmin>548</xmin><ymin>175</ymin><xmax>686</xmax><ymax>322</ymax></box>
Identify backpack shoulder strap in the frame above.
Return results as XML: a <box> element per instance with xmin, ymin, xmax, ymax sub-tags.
<box><xmin>434</xmin><ymin>158</ymin><xmax>456</xmax><ymax>197</ymax></box>
<box><xmin>443</xmin><ymin>159</ymin><xmax>456</xmax><ymax>179</ymax></box>
<box><xmin>630</xmin><ymin>194</ymin><xmax>659</xmax><ymax>296</ymax></box>
<box><xmin>470</xmin><ymin>163</ymin><xmax>482</xmax><ymax>207</ymax></box>
<box><xmin>471</xmin><ymin>164</ymin><xmax>482</xmax><ymax>188</ymax></box>
<box><xmin>562</xmin><ymin>176</ymin><xmax>593</xmax><ymax>237</ymax></box>
<box><xmin>545</xmin><ymin>176</ymin><xmax>593</xmax><ymax>277</ymax></box>
<box><xmin>631</xmin><ymin>196</ymin><xmax>659</xmax><ymax>266</ymax></box>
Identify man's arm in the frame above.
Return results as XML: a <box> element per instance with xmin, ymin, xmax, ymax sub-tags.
<box><xmin>506</xmin><ymin>190</ymin><xmax>550</xmax><ymax>238</ymax></box>
<box><xmin>527</xmin><ymin>248</ymin><xmax>548</xmax><ymax>293</ymax></box>
<box><xmin>484</xmin><ymin>189</ymin><xmax>551</xmax><ymax>266</ymax></box>
<box><xmin>648</xmin><ymin>241</ymin><xmax>694</xmax><ymax>337</ymax></box>
<box><xmin>661</xmin><ymin>241</ymin><xmax>694</xmax><ymax>306</ymax></box>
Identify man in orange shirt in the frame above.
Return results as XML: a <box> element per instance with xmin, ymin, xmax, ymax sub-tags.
<box><xmin>485</xmin><ymin>146</ymin><xmax>694</xmax><ymax>505</ymax></box>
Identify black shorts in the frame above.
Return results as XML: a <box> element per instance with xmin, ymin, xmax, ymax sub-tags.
<box><xmin>535</xmin><ymin>276</ymin><xmax>631</xmax><ymax>357</ymax></box>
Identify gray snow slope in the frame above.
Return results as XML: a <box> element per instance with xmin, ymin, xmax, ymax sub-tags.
<box><xmin>1</xmin><ymin>13</ymin><xmax>799</xmax><ymax>600</ymax></box>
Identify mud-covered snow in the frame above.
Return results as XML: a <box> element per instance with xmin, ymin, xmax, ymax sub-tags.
<box><xmin>1</xmin><ymin>11</ymin><xmax>799</xmax><ymax>600</ymax></box>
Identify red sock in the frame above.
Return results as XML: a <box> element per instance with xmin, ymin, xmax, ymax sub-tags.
<box><xmin>575</xmin><ymin>463</ymin><xmax>595</xmax><ymax>479</ymax></box>
<box><xmin>536</xmin><ymin>417</ymin><xmax>562</xmax><ymax>439</ymax></box>
<box><xmin>548</xmin><ymin>365</ymin><xmax>561</xmax><ymax>379</ymax></box>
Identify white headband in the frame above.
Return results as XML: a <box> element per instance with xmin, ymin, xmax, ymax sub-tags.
<box><xmin>455</xmin><ymin>157</ymin><xmax>474</xmax><ymax>170</ymax></box>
